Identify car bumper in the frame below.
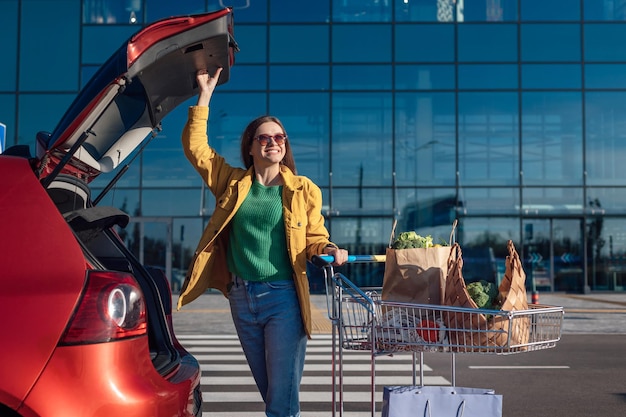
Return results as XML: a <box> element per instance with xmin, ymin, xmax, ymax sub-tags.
<box><xmin>19</xmin><ymin>336</ymin><xmax>201</xmax><ymax>417</ymax></box>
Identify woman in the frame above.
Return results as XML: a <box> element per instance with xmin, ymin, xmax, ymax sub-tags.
<box><xmin>177</xmin><ymin>67</ymin><xmax>349</xmax><ymax>417</ymax></box>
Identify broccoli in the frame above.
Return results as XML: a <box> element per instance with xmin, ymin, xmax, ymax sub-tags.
<box><xmin>466</xmin><ymin>280</ymin><xmax>499</xmax><ymax>309</ymax></box>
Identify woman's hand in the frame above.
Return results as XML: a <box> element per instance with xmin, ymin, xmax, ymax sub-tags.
<box><xmin>196</xmin><ymin>67</ymin><xmax>222</xmax><ymax>107</ymax></box>
<box><xmin>324</xmin><ymin>247</ymin><xmax>349</xmax><ymax>266</ymax></box>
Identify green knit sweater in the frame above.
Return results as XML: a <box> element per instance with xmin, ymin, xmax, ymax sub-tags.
<box><xmin>226</xmin><ymin>181</ymin><xmax>293</xmax><ymax>282</ymax></box>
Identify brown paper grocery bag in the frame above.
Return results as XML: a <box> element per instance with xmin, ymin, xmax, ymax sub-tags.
<box><xmin>382</xmin><ymin>220</ymin><xmax>455</xmax><ymax>305</ymax></box>
<box><xmin>382</xmin><ymin>246</ymin><xmax>452</xmax><ymax>305</ymax></box>
<box><xmin>444</xmin><ymin>240</ymin><xmax>530</xmax><ymax>351</ymax></box>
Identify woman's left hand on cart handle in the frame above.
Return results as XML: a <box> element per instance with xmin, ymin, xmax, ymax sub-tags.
<box><xmin>323</xmin><ymin>247</ymin><xmax>349</xmax><ymax>266</ymax></box>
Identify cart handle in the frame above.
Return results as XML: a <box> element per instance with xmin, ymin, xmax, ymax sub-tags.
<box><xmin>313</xmin><ymin>254</ymin><xmax>386</xmax><ymax>265</ymax></box>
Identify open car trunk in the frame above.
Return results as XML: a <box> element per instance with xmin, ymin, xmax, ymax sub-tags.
<box><xmin>35</xmin><ymin>8</ymin><xmax>238</xmax><ymax>374</ymax></box>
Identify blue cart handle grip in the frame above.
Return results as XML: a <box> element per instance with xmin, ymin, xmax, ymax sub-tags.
<box><xmin>313</xmin><ymin>254</ymin><xmax>385</xmax><ymax>265</ymax></box>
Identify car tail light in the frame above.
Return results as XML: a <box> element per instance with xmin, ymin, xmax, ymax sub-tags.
<box><xmin>60</xmin><ymin>270</ymin><xmax>147</xmax><ymax>345</ymax></box>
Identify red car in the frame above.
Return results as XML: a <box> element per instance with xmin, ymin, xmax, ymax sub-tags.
<box><xmin>0</xmin><ymin>8</ymin><xmax>237</xmax><ymax>417</ymax></box>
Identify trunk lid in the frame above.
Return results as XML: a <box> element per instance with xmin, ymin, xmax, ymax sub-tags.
<box><xmin>38</xmin><ymin>8</ymin><xmax>237</xmax><ymax>184</ymax></box>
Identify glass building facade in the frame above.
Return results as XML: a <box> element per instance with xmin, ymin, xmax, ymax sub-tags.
<box><xmin>3</xmin><ymin>0</ymin><xmax>626</xmax><ymax>293</ymax></box>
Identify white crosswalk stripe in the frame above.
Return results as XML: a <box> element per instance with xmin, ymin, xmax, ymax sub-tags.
<box><xmin>177</xmin><ymin>334</ymin><xmax>450</xmax><ymax>417</ymax></box>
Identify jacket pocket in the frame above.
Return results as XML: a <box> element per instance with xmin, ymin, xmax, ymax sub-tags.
<box><xmin>216</xmin><ymin>188</ymin><xmax>236</xmax><ymax>211</ymax></box>
<box><xmin>288</xmin><ymin>219</ymin><xmax>306</xmax><ymax>254</ymax></box>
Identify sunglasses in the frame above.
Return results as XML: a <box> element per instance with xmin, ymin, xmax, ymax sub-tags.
<box><xmin>254</xmin><ymin>134</ymin><xmax>287</xmax><ymax>146</ymax></box>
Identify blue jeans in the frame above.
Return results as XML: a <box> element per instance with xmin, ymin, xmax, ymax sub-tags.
<box><xmin>228</xmin><ymin>275</ymin><xmax>307</xmax><ymax>417</ymax></box>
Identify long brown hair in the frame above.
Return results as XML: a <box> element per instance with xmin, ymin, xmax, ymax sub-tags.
<box><xmin>240</xmin><ymin>115</ymin><xmax>297</xmax><ymax>174</ymax></box>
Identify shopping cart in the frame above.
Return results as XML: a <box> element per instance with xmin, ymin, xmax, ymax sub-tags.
<box><xmin>312</xmin><ymin>254</ymin><xmax>565</xmax><ymax>417</ymax></box>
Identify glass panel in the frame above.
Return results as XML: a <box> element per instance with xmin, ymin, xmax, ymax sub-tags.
<box><xmin>331</xmin><ymin>92</ymin><xmax>392</xmax><ymax>186</ymax></box>
<box><xmin>82</xmin><ymin>26</ymin><xmax>137</xmax><ymax>65</ymax></box>
<box><xmin>584</xmin><ymin>0</ymin><xmax>626</xmax><ymax>21</ymax></box>
<box><xmin>18</xmin><ymin>94</ymin><xmax>75</xmax><ymax>153</ymax></box>
<box><xmin>554</xmin><ymin>219</ymin><xmax>584</xmax><ymax>292</ymax></box>
<box><xmin>270</xmin><ymin>25</ymin><xmax>329</xmax><ymax>63</ymax></box>
<box><xmin>521</xmin><ymin>219</ymin><xmax>584</xmax><ymax>292</ymax></box>
<box><xmin>129</xmin><ymin>220</ymin><xmax>169</xmax><ymax>267</ymax></box>
<box><xmin>585</xmin><ymin>64</ymin><xmax>626</xmax><ymax>89</ymax></box>
<box><xmin>228</xmin><ymin>0</ymin><xmax>267</xmax><ymax>23</ymax></box>
<box><xmin>521</xmin><ymin>187</ymin><xmax>584</xmax><ymax>215</ymax></box>
<box><xmin>332</xmin><ymin>187</ymin><xmax>393</xmax><ymax>215</ymax></box>
<box><xmin>458</xmin><ymin>64</ymin><xmax>518</xmax><ymax>89</ymax></box>
<box><xmin>521</xmin><ymin>24</ymin><xmax>581</xmax><ymax>62</ymax></box>
<box><xmin>208</xmin><ymin>92</ymin><xmax>268</xmax><ymax>165</ymax></box>
<box><xmin>457</xmin><ymin>24</ymin><xmax>518</xmax><ymax>62</ymax></box>
<box><xmin>395</xmin><ymin>64</ymin><xmax>455</xmax><ymax>90</ymax></box>
<box><xmin>457</xmin><ymin>92</ymin><xmax>519</xmax><ymax>186</ymax></box>
<box><xmin>520</xmin><ymin>0</ymin><xmax>581</xmax><ymax>21</ymax></box>
<box><xmin>321</xmin><ymin>216</ymin><xmax>390</xmax><ymax>288</ymax></box>
<box><xmin>593</xmin><ymin>218</ymin><xmax>626</xmax><ymax>291</ymax></box>
<box><xmin>270</xmin><ymin>0</ymin><xmax>330</xmax><ymax>22</ymax></box>
<box><xmin>270</xmin><ymin>65</ymin><xmax>329</xmax><ymax>90</ymax></box>
<box><xmin>81</xmin><ymin>65</ymin><xmax>100</xmax><ymax>88</ymax></box>
<box><xmin>146</xmin><ymin>98</ymin><xmax>208</xmax><ymax>188</ymax></box>
<box><xmin>461</xmin><ymin>0</ymin><xmax>518</xmax><ymax>22</ymax></box>
<box><xmin>233</xmin><ymin>26</ymin><xmax>267</xmax><ymax>64</ymax></box>
<box><xmin>332</xmin><ymin>65</ymin><xmax>392</xmax><ymax>90</ymax></box>
<box><xmin>457</xmin><ymin>217</ymin><xmax>521</xmax><ymax>284</ymax></box>
<box><xmin>521</xmin><ymin>92</ymin><xmax>583</xmax><ymax>186</ymax></box>
<box><xmin>584</xmin><ymin>23</ymin><xmax>626</xmax><ymax>61</ymax></box>
<box><xmin>459</xmin><ymin>188</ymin><xmax>520</xmax><ymax>216</ymax></box>
<box><xmin>173</xmin><ymin>217</ymin><xmax>204</xmax><ymax>292</ymax></box>
<box><xmin>142</xmin><ymin>189</ymin><xmax>204</xmax><ymax>216</ymax></box>
<box><xmin>521</xmin><ymin>64</ymin><xmax>582</xmax><ymax>89</ymax></box>
<box><xmin>0</xmin><ymin>0</ymin><xmax>17</xmax><ymax>91</ymax></box>
<box><xmin>521</xmin><ymin>219</ymin><xmax>550</xmax><ymax>290</ymax></box>
<box><xmin>457</xmin><ymin>217</ymin><xmax>521</xmax><ymax>247</ymax></box>
<box><xmin>394</xmin><ymin>92</ymin><xmax>456</xmax><ymax>186</ymax></box>
<box><xmin>585</xmin><ymin>92</ymin><xmax>626</xmax><ymax>185</ymax></box>
<box><xmin>587</xmin><ymin>211</ymin><xmax>607</xmax><ymax>290</ymax></box>
<box><xmin>325</xmin><ymin>216</ymin><xmax>390</xmax><ymax>247</ymax></box>
<box><xmin>333</xmin><ymin>0</ymin><xmax>391</xmax><ymax>22</ymax></box>
<box><xmin>20</xmin><ymin>1</ymin><xmax>80</xmax><ymax>91</ymax></box>
<box><xmin>220</xmin><ymin>65</ymin><xmax>267</xmax><ymax>91</ymax></box>
<box><xmin>146</xmin><ymin>0</ymin><xmax>206</xmax><ymax>22</ymax></box>
<box><xmin>587</xmin><ymin>187</ymin><xmax>626</xmax><ymax>214</ymax></box>
<box><xmin>0</xmin><ymin>94</ymin><xmax>16</xmax><ymax>149</ymax></box>
<box><xmin>269</xmin><ymin>92</ymin><xmax>330</xmax><ymax>186</ymax></box>
<box><xmin>142</xmin><ymin>145</ymin><xmax>199</xmax><ymax>188</ymax></box>
<box><xmin>332</xmin><ymin>24</ymin><xmax>392</xmax><ymax>63</ymax></box>
<box><xmin>89</xmin><ymin>187</ymin><xmax>140</xmax><ymax>214</ymax></box>
<box><xmin>395</xmin><ymin>0</ymin><xmax>459</xmax><ymax>22</ymax></box>
<box><xmin>395</xmin><ymin>188</ymin><xmax>458</xmax><ymax>243</ymax></box>
<box><xmin>395</xmin><ymin>24</ymin><xmax>455</xmax><ymax>62</ymax></box>
<box><xmin>83</xmin><ymin>0</ymin><xmax>144</xmax><ymax>24</ymax></box>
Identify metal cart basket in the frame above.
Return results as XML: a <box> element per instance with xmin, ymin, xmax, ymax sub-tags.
<box><xmin>312</xmin><ymin>255</ymin><xmax>565</xmax><ymax>417</ymax></box>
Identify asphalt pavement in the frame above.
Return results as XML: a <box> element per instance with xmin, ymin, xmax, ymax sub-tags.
<box><xmin>171</xmin><ymin>290</ymin><xmax>626</xmax><ymax>336</ymax></box>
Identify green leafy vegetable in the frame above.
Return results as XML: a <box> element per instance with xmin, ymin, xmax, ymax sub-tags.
<box><xmin>392</xmin><ymin>232</ymin><xmax>436</xmax><ymax>249</ymax></box>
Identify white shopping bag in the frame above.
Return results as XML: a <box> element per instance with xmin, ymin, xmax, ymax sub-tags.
<box><xmin>382</xmin><ymin>386</ymin><xmax>502</xmax><ymax>417</ymax></box>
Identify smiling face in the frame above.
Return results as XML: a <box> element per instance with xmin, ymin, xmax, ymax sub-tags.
<box><xmin>239</xmin><ymin>115</ymin><xmax>297</xmax><ymax>174</ymax></box>
<box><xmin>249</xmin><ymin>121</ymin><xmax>286</xmax><ymax>167</ymax></box>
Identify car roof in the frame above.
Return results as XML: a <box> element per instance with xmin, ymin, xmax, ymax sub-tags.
<box><xmin>39</xmin><ymin>8</ymin><xmax>237</xmax><ymax>179</ymax></box>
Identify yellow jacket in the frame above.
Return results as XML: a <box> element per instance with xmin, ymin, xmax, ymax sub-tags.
<box><xmin>177</xmin><ymin>106</ymin><xmax>335</xmax><ymax>337</ymax></box>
